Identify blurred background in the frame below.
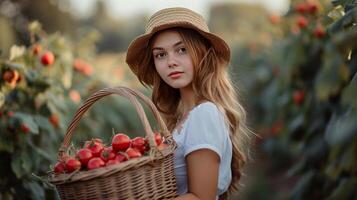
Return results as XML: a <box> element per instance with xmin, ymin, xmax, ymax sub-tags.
<box><xmin>0</xmin><ymin>0</ymin><xmax>356</xmax><ymax>199</ymax></box>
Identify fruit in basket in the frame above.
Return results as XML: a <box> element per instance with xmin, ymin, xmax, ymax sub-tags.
<box><xmin>76</xmin><ymin>148</ymin><xmax>93</xmax><ymax>165</ymax></box>
<box><xmin>112</xmin><ymin>133</ymin><xmax>131</xmax><ymax>151</ymax></box>
<box><xmin>54</xmin><ymin>162</ymin><xmax>66</xmax><ymax>174</ymax></box>
<box><xmin>125</xmin><ymin>147</ymin><xmax>142</xmax><ymax>159</ymax></box>
<box><xmin>145</xmin><ymin>132</ymin><xmax>163</xmax><ymax>146</ymax></box>
<box><xmin>100</xmin><ymin>147</ymin><xmax>116</xmax><ymax>162</ymax></box>
<box><xmin>157</xmin><ymin>143</ymin><xmax>168</xmax><ymax>150</ymax></box>
<box><xmin>87</xmin><ymin>157</ymin><xmax>105</xmax><ymax>170</ymax></box>
<box><xmin>52</xmin><ymin>131</ymin><xmax>168</xmax><ymax>174</ymax></box>
<box><xmin>106</xmin><ymin>153</ymin><xmax>128</xmax><ymax>166</ymax></box>
<box><xmin>85</xmin><ymin>138</ymin><xmax>104</xmax><ymax>157</ymax></box>
<box><xmin>106</xmin><ymin>159</ymin><xmax>121</xmax><ymax>166</ymax></box>
<box><xmin>84</xmin><ymin>138</ymin><xmax>103</xmax><ymax>146</ymax></box>
<box><xmin>154</xmin><ymin>133</ymin><xmax>163</xmax><ymax>145</ymax></box>
<box><xmin>65</xmin><ymin>158</ymin><xmax>81</xmax><ymax>172</ymax></box>
<box><xmin>116</xmin><ymin>152</ymin><xmax>128</xmax><ymax>162</ymax></box>
<box><xmin>131</xmin><ymin>137</ymin><xmax>147</xmax><ymax>154</ymax></box>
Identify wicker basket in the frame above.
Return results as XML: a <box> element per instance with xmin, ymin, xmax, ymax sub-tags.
<box><xmin>48</xmin><ymin>86</ymin><xmax>178</xmax><ymax>200</ymax></box>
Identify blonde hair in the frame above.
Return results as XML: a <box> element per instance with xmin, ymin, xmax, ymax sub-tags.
<box><xmin>137</xmin><ymin>28</ymin><xmax>253</xmax><ymax>199</ymax></box>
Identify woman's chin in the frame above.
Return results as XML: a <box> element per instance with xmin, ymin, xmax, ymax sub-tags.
<box><xmin>169</xmin><ymin>83</ymin><xmax>192</xmax><ymax>90</ymax></box>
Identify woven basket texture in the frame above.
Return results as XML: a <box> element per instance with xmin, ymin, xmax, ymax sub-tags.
<box><xmin>48</xmin><ymin>86</ymin><xmax>178</xmax><ymax>200</ymax></box>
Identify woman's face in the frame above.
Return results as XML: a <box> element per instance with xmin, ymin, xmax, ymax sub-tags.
<box><xmin>152</xmin><ymin>30</ymin><xmax>194</xmax><ymax>89</ymax></box>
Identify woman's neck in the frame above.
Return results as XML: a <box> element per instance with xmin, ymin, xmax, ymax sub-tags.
<box><xmin>179</xmin><ymin>85</ymin><xmax>196</xmax><ymax>114</ymax></box>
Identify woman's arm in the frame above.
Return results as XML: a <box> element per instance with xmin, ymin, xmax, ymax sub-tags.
<box><xmin>174</xmin><ymin>149</ymin><xmax>220</xmax><ymax>200</ymax></box>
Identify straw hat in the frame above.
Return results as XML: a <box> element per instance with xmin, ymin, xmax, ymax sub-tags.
<box><xmin>125</xmin><ymin>7</ymin><xmax>231</xmax><ymax>85</ymax></box>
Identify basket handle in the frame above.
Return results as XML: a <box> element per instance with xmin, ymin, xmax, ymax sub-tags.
<box><xmin>58</xmin><ymin>86</ymin><xmax>170</xmax><ymax>158</ymax></box>
<box><xmin>123</xmin><ymin>87</ymin><xmax>170</xmax><ymax>137</ymax></box>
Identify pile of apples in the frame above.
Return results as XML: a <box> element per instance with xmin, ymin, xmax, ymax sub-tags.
<box><xmin>53</xmin><ymin>132</ymin><xmax>166</xmax><ymax>174</ymax></box>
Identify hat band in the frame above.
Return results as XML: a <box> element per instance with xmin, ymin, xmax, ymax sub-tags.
<box><xmin>146</xmin><ymin>10</ymin><xmax>209</xmax><ymax>33</ymax></box>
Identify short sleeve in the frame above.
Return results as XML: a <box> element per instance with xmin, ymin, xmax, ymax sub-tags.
<box><xmin>183</xmin><ymin>103</ymin><xmax>229</xmax><ymax>161</ymax></box>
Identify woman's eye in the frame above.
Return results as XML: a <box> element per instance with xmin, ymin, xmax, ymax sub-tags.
<box><xmin>178</xmin><ymin>47</ymin><xmax>186</xmax><ymax>54</ymax></box>
<box><xmin>155</xmin><ymin>52</ymin><xmax>166</xmax><ymax>59</ymax></box>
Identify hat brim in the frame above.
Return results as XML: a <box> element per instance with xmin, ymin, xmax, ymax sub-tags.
<box><xmin>126</xmin><ymin>22</ymin><xmax>230</xmax><ymax>85</ymax></box>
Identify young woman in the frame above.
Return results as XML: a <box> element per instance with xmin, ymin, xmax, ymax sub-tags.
<box><xmin>126</xmin><ymin>7</ymin><xmax>252</xmax><ymax>200</ymax></box>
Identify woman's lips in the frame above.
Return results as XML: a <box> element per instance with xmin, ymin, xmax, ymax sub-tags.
<box><xmin>169</xmin><ymin>72</ymin><xmax>183</xmax><ymax>78</ymax></box>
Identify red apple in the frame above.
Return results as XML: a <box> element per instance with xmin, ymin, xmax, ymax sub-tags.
<box><xmin>125</xmin><ymin>147</ymin><xmax>142</xmax><ymax>159</ymax></box>
<box><xmin>106</xmin><ymin>159</ymin><xmax>121</xmax><ymax>166</ymax></box>
<box><xmin>131</xmin><ymin>137</ymin><xmax>147</xmax><ymax>154</ymax></box>
<box><xmin>87</xmin><ymin>157</ymin><xmax>105</xmax><ymax>170</ymax></box>
<box><xmin>84</xmin><ymin>139</ymin><xmax>104</xmax><ymax>157</ymax></box>
<box><xmin>76</xmin><ymin>148</ymin><xmax>93</xmax><ymax>166</ymax></box>
<box><xmin>112</xmin><ymin>133</ymin><xmax>131</xmax><ymax>152</ymax></box>
<box><xmin>100</xmin><ymin>147</ymin><xmax>116</xmax><ymax>162</ymax></box>
<box><xmin>65</xmin><ymin>158</ymin><xmax>81</xmax><ymax>173</ymax></box>
<box><xmin>54</xmin><ymin>162</ymin><xmax>66</xmax><ymax>174</ymax></box>
<box><xmin>116</xmin><ymin>152</ymin><xmax>128</xmax><ymax>162</ymax></box>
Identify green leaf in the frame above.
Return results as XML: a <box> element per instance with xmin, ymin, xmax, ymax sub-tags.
<box><xmin>0</xmin><ymin>91</ymin><xmax>4</xmax><ymax>109</ymax></box>
<box><xmin>23</xmin><ymin>180</ymin><xmax>45</xmax><ymax>200</ymax></box>
<box><xmin>345</xmin><ymin>2</ymin><xmax>357</xmax><ymax>12</ymax></box>
<box><xmin>11</xmin><ymin>153</ymin><xmax>25</xmax><ymax>178</ymax></box>
<box><xmin>9</xmin><ymin>45</ymin><xmax>26</xmax><ymax>61</ymax></box>
<box><xmin>305</xmin><ymin>136</ymin><xmax>329</xmax><ymax>162</ymax></box>
<box><xmin>328</xmin><ymin>5</ymin><xmax>345</xmax><ymax>20</ymax></box>
<box><xmin>324</xmin><ymin>109</ymin><xmax>357</xmax><ymax>146</ymax></box>
<box><xmin>328</xmin><ymin>6</ymin><xmax>357</xmax><ymax>33</ymax></box>
<box><xmin>326</xmin><ymin>177</ymin><xmax>357</xmax><ymax>200</ymax></box>
<box><xmin>283</xmin><ymin>39</ymin><xmax>305</xmax><ymax>72</ymax></box>
<box><xmin>333</xmin><ymin>28</ymin><xmax>357</xmax><ymax>56</ymax></box>
<box><xmin>288</xmin><ymin>114</ymin><xmax>304</xmax><ymax>135</ymax></box>
<box><xmin>290</xmin><ymin>170</ymin><xmax>315</xmax><ymax>198</ymax></box>
<box><xmin>0</xmin><ymin>191</ymin><xmax>14</xmax><ymax>200</ymax></box>
<box><xmin>10</xmin><ymin>148</ymin><xmax>34</xmax><ymax>178</ymax></box>
<box><xmin>0</xmin><ymin>138</ymin><xmax>14</xmax><ymax>153</ymax></box>
<box><xmin>315</xmin><ymin>47</ymin><xmax>345</xmax><ymax>100</ymax></box>
<box><xmin>287</xmin><ymin>158</ymin><xmax>306</xmax><ymax>177</ymax></box>
<box><xmin>57</xmin><ymin>50</ymin><xmax>74</xmax><ymax>89</ymax></box>
<box><xmin>325</xmin><ymin>161</ymin><xmax>342</xmax><ymax>180</ymax></box>
<box><xmin>325</xmin><ymin>146</ymin><xmax>343</xmax><ymax>180</ymax></box>
<box><xmin>261</xmin><ymin>80</ymin><xmax>278</xmax><ymax>116</ymax></box>
<box><xmin>21</xmin><ymin>149</ymin><xmax>32</xmax><ymax>174</ymax></box>
<box><xmin>255</xmin><ymin>66</ymin><xmax>271</xmax><ymax>83</ymax></box>
<box><xmin>14</xmin><ymin>112</ymin><xmax>39</xmax><ymax>134</ymax></box>
<box><xmin>340</xmin><ymin>141</ymin><xmax>357</xmax><ymax>172</ymax></box>
<box><xmin>28</xmin><ymin>21</ymin><xmax>42</xmax><ymax>35</ymax></box>
<box><xmin>47</xmin><ymin>92</ymin><xmax>68</xmax><ymax>113</ymax></box>
<box><xmin>341</xmin><ymin>73</ymin><xmax>357</xmax><ymax>108</ymax></box>
<box><xmin>3</xmin><ymin>61</ymin><xmax>25</xmax><ymax>71</ymax></box>
<box><xmin>33</xmin><ymin>115</ymin><xmax>52</xmax><ymax>131</ymax></box>
<box><xmin>27</xmin><ymin>138</ymin><xmax>55</xmax><ymax>162</ymax></box>
<box><xmin>25</xmin><ymin>71</ymin><xmax>51</xmax><ymax>93</ymax></box>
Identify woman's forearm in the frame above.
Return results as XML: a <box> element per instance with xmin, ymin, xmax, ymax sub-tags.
<box><xmin>174</xmin><ymin>193</ymin><xmax>200</xmax><ymax>200</ymax></box>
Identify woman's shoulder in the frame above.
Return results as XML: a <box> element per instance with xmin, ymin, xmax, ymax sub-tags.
<box><xmin>190</xmin><ymin>101</ymin><xmax>223</xmax><ymax>118</ymax></box>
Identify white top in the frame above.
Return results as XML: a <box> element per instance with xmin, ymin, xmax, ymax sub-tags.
<box><xmin>172</xmin><ymin>102</ymin><xmax>232</xmax><ymax>199</ymax></box>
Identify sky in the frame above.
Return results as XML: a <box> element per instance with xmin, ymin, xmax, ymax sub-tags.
<box><xmin>67</xmin><ymin>0</ymin><xmax>290</xmax><ymax>19</ymax></box>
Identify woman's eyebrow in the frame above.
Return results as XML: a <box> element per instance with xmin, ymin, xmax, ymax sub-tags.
<box><xmin>152</xmin><ymin>41</ymin><xmax>183</xmax><ymax>51</ymax></box>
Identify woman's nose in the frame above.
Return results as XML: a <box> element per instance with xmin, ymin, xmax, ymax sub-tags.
<box><xmin>167</xmin><ymin>53</ymin><xmax>177</xmax><ymax>68</ymax></box>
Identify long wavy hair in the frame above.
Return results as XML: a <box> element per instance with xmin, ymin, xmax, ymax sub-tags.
<box><xmin>136</xmin><ymin>27</ymin><xmax>253</xmax><ymax>200</ymax></box>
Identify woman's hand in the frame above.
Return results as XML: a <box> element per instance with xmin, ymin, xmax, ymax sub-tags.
<box><xmin>174</xmin><ymin>148</ymin><xmax>220</xmax><ymax>200</ymax></box>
